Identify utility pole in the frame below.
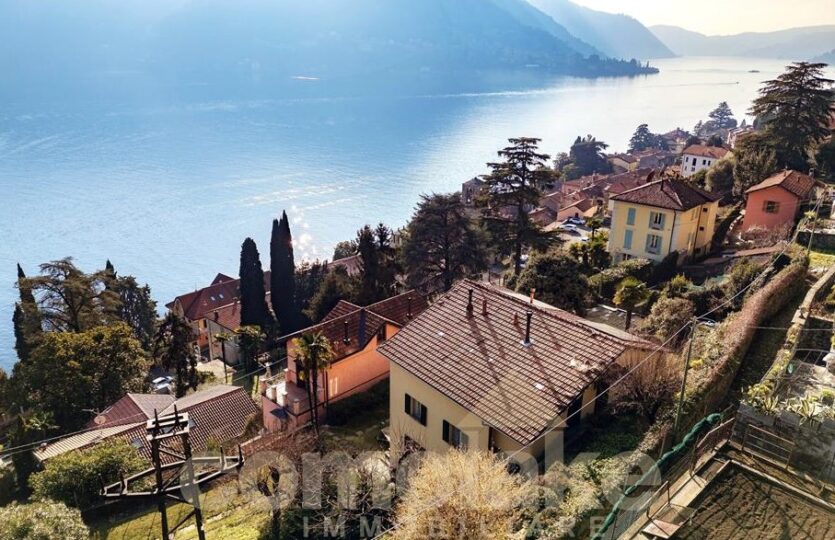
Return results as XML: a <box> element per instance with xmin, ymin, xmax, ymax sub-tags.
<box><xmin>102</xmin><ymin>407</ymin><xmax>244</xmax><ymax>540</ymax></box>
<box><xmin>673</xmin><ymin>318</ymin><xmax>698</xmax><ymax>438</ymax></box>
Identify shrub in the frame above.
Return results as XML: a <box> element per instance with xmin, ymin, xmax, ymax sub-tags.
<box><xmin>723</xmin><ymin>258</ymin><xmax>764</xmax><ymax>309</ymax></box>
<box><xmin>662</xmin><ymin>274</ymin><xmax>692</xmax><ymax>299</ymax></box>
<box><xmin>394</xmin><ymin>450</ymin><xmax>527</xmax><ymax>540</ymax></box>
<box><xmin>640</xmin><ymin>297</ymin><xmax>696</xmax><ymax>346</ymax></box>
<box><xmin>29</xmin><ymin>439</ymin><xmax>145</xmax><ymax>509</ymax></box>
<box><xmin>0</xmin><ymin>500</ymin><xmax>88</xmax><ymax>540</ymax></box>
<box><xmin>610</xmin><ymin>353</ymin><xmax>681</xmax><ymax>423</ymax></box>
<box><xmin>516</xmin><ymin>250</ymin><xmax>591</xmax><ymax>314</ymax></box>
<box><xmin>589</xmin><ymin>258</ymin><xmax>652</xmax><ymax>299</ymax></box>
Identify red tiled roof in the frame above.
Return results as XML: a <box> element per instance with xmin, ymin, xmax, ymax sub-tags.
<box><xmin>378</xmin><ymin>280</ymin><xmax>657</xmax><ymax>446</ymax></box>
<box><xmin>48</xmin><ymin>386</ymin><xmax>258</xmax><ymax>463</ymax></box>
<box><xmin>612</xmin><ymin>178</ymin><xmax>720</xmax><ymax>211</ymax></box>
<box><xmin>610</xmin><ymin>153</ymin><xmax>637</xmax><ymax>163</ymax></box>
<box><xmin>746</xmin><ymin>170</ymin><xmax>815</xmax><ymax>199</ymax></box>
<box><xmin>682</xmin><ymin>144</ymin><xmax>730</xmax><ymax>160</ymax></box>
<box><xmin>285</xmin><ymin>291</ymin><xmax>429</xmax><ymax>361</ymax></box>
<box><xmin>86</xmin><ymin>393</ymin><xmax>176</xmax><ymax>429</ymax></box>
<box><xmin>167</xmin><ymin>272</ymin><xmax>271</xmax><ymax>322</ymax></box>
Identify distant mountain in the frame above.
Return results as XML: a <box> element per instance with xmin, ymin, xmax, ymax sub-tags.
<box><xmin>650</xmin><ymin>25</ymin><xmax>835</xmax><ymax>59</ymax></box>
<box><xmin>526</xmin><ymin>0</ymin><xmax>675</xmax><ymax>60</ymax></box>
<box><xmin>0</xmin><ymin>0</ymin><xmax>655</xmax><ymax>100</ymax></box>
<box><xmin>814</xmin><ymin>49</ymin><xmax>835</xmax><ymax>64</ymax></box>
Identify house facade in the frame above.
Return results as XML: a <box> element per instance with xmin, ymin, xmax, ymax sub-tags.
<box><xmin>379</xmin><ymin>281</ymin><xmax>659</xmax><ymax>463</ymax></box>
<box><xmin>741</xmin><ymin>170</ymin><xmax>816</xmax><ymax>232</ymax></box>
<box><xmin>680</xmin><ymin>145</ymin><xmax>730</xmax><ymax>178</ymax></box>
<box><xmin>608</xmin><ymin>178</ymin><xmax>720</xmax><ymax>263</ymax></box>
<box><xmin>261</xmin><ymin>292</ymin><xmax>428</xmax><ymax>432</ymax></box>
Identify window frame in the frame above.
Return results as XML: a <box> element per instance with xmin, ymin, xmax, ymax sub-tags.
<box><xmin>404</xmin><ymin>394</ymin><xmax>427</xmax><ymax>426</ymax></box>
<box><xmin>763</xmin><ymin>200</ymin><xmax>780</xmax><ymax>214</ymax></box>
<box><xmin>442</xmin><ymin>420</ymin><xmax>469</xmax><ymax>449</ymax></box>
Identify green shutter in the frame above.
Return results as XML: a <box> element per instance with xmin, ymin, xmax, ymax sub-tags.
<box><xmin>624</xmin><ymin>229</ymin><xmax>633</xmax><ymax>250</ymax></box>
<box><xmin>626</xmin><ymin>208</ymin><xmax>636</xmax><ymax>226</ymax></box>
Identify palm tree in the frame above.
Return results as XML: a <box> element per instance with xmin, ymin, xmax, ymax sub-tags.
<box><xmin>585</xmin><ymin>215</ymin><xmax>603</xmax><ymax>240</ymax></box>
<box><xmin>214</xmin><ymin>332</ymin><xmax>234</xmax><ymax>383</ymax></box>
<box><xmin>294</xmin><ymin>332</ymin><xmax>334</xmax><ymax>435</ymax></box>
<box><xmin>614</xmin><ymin>277</ymin><xmax>649</xmax><ymax>331</ymax></box>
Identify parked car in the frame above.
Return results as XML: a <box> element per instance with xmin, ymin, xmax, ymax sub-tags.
<box><xmin>151</xmin><ymin>376</ymin><xmax>173</xmax><ymax>394</ymax></box>
<box><xmin>559</xmin><ymin>223</ymin><xmax>579</xmax><ymax>232</ymax></box>
<box><xmin>567</xmin><ymin>217</ymin><xmax>586</xmax><ymax>226</ymax></box>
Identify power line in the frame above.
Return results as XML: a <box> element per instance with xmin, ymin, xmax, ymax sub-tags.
<box><xmin>373</xmin><ymin>221</ymin><xmax>803</xmax><ymax>539</ymax></box>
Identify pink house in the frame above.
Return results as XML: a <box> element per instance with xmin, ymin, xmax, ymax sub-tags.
<box><xmin>741</xmin><ymin>170</ymin><xmax>816</xmax><ymax>232</ymax></box>
<box><xmin>260</xmin><ymin>291</ymin><xmax>428</xmax><ymax>432</ymax></box>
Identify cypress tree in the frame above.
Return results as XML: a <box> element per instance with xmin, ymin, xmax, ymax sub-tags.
<box><xmin>14</xmin><ymin>264</ymin><xmax>41</xmax><ymax>362</ymax></box>
<box><xmin>16</xmin><ymin>263</ymin><xmax>36</xmax><ymax>306</ymax></box>
<box><xmin>271</xmin><ymin>211</ymin><xmax>300</xmax><ymax>335</ymax></box>
<box><xmin>239</xmin><ymin>238</ymin><xmax>272</xmax><ymax>329</ymax></box>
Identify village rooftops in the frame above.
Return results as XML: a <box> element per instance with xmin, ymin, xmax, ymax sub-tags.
<box><xmin>166</xmin><ymin>272</ymin><xmax>272</xmax><ymax>322</ymax></box>
<box><xmin>377</xmin><ymin>280</ymin><xmax>657</xmax><ymax>446</ymax></box>
<box><xmin>611</xmin><ymin>177</ymin><xmax>720</xmax><ymax>212</ymax></box>
<box><xmin>746</xmin><ymin>170</ymin><xmax>816</xmax><ymax>199</ymax></box>
<box><xmin>682</xmin><ymin>144</ymin><xmax>730</xmax><ymax>160</ymax></box>
<box><xmin>282</xmin><ymin>291</ymin><xmax>429</xmax><ymax>362</ymax></box>
<box><xmin>39</xmin><ymin>385</ymin><xmax>258</xmax><ymax>463</ymax></box>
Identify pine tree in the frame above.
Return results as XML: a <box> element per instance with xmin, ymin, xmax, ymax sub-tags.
<box><xmin>628</xmin><ymin>124</ymin><xmax>661</xmax><ymax>153</ymax></box>
<box><xmin>478</xmin><ymin>137</ymin><xmax>558</xmax><ymax>276</ymax></box>
<box><xmin>403</xmin><ymin>193</ymin><xmax>489</xmax><ymax>292</ymax></box>
<box><xmin>750</xmin><ymin>62</ymin><xmax>835</xmax><ymax>171</ymax></box>
<box><xmin>239</xmin><ymin>238</ymin><xmax>273</xmax><ymax>329</ymax></box>
<box><xmin>271</xmin><ymin>211</ymin><xmax>300</xmax><ymax>335</ymax></box>
<box><xmin>708</xmin><ymin>102</ymin><xmax>738</xmax><ymax>130</ymax></box>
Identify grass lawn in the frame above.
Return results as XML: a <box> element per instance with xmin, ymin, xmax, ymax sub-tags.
<box><xmin>677</xmin><ymin>465</ymin><xmax>835</xmax><ymax>539</ymax></box>
<box><xmin>809</xmin><ymin>247</ymin><xmax>835</xmax><ymax>271</ymax></box>
<box><xmin>91</xmin><ymin>482</ymin><xmax>272</xmax><ymax>540</ymax></box>
<box><xmin>723</xmin><ymin>282</ymin><xmax>808</xmax><ymax>407</ymax></box>
<box><xmin>92</xmin><ymin>387</ymin><xmax>392</xmax><ymax>539</ymax></box>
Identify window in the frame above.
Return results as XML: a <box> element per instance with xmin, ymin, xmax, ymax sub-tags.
<box><xmin>404</xmin><ymin>394</ymin><xmax>427</xmax><ymax>426</ymax></box>
<box><xmin>702</xmin><ymin>159</ymin><xmax>708</xmax><ymax>166</ymax></box>
<box><xmin>623</xmin><ymin>229</ymin><xmax>633</xmax><ymax>250</ymax></box>
<box><xmin>763</xmin><ymin>201</ymin><xmax>780</xmax><ymax>214</ymax></box>
<box><xmin>442</xmin><ymin>420</ymin><xmax>468</xmax><ymax>449</ymax></box>
<box><xmin>699</xmin><ymin>226</ymin><xmax>705</xmax><ymax>232</ymax></box>
<box><xmin>702</xmin><ymin>207</ymin><xmax>708</xmax><ymax>212</ymax></box>
<box><xmin>626</xmin><ymin>207</ymin><xmax>636</xmax><ymax>226</ymax></box>
<box><xmin>646</xmin><ymin>234</ymin><xmax>662</xmax><ymax>254</ymax></box>
<box><xmin>649</xmin><ymin>211</ymin><xmax>665</xmax><ymax>230</ymax></box>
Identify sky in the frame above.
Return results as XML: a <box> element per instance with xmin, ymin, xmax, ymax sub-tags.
<box><xmin>571</xmin><ymin>0</ymin><xmax>835</xmax><ymax>35</ymax></box>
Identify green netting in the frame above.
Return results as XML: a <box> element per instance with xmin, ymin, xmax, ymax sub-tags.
<box><xmin>591</xmin><ymin>413</ymin><xmax>721</xmax><ymax>540</ymax></box>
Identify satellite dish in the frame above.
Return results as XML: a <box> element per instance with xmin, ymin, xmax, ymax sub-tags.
<box><xmin>93</xmin><ymin>415</ymin><xmax>107</xmax><ymax>426</ymax></box>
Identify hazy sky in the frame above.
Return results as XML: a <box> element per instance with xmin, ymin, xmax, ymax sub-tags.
<box><xmin>572</xmin><ymin>0</ymin><xmax>835</xmax><ymax>35</ymax></box>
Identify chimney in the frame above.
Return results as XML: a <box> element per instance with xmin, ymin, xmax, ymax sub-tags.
<box><xmin>482</xmin><ymin>298</ymin><xmax>488</xmax><ymax>317</ymax></box>
<box><xmin>358</xmin><ymin>309</ymin><xmax>367</xmax><ymax>346</ymax></box>
<box><xmin>407</xmin><ymin>296</ymin><xmax>413</xmax><ymax>319</ymax></box>
<box><xmin>466</xmin><ymin>289</ymin><xmax>474</xmax><ymax>317</ymax></box>
<box><xmin>343</xmin><ymin>320</ymin><xmax>351</xmax><ymax>344</ymax></box>
<box><xmin>523</xmin><ymin>311</ymin><xmax>533</xmax><ymax>347</ymax></box>
<box><xmin>529</xmin><ymin>289</ymin><xmax>536</xmax><ymax>304</ymax></box>
<box><xmin>513</xmin><ymin>312</ymin><xmax>519</xmax><ymax>326</ymax></box>
<box><xmin>213</xmin><ymin>311</ymin><xmax>219</xmax><ymax>322</ymax></box>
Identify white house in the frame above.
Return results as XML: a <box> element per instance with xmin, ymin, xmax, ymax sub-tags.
<box><xmin>680</xmin><ymin>145</ymin><xmax>730</xmax><ymax>178</ymax></box>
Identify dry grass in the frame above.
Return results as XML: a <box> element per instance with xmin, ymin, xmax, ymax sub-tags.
<box><xmin>394</xmin><ymin>450</ymin><xmax>527</xmax><ymax>540</ymax></box>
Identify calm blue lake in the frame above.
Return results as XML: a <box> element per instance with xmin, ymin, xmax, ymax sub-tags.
<box><xmin>0</xmin><ymin>57</ymin><xmax>810</xmax><ymax>371</ymax></box>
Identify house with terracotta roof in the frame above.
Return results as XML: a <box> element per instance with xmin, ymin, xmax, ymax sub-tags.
<box><xmin>680</xmin><ymin>145</ymin><xmax>730</xmax><ymax>178</ymax></box>
<box><xmin>260</xmin><ymin>291</ymin><xmax>428</xmax><ymax>432</ymax></box>
<box><xmin>741</xmin><ymin>170</ymin><xmax>816</xmax><ymax>232</ymax></box>
<box><xmin>167</xmin><ymin>272</ymin><xmax>273</xmax><ymax>364</ymax></box>
<box><xmin>608</xmin><ymin>153</ymin><xmax>638</xmax><ymax>173</ymax></box>
<box><xmin>378</xmin><ymin>280</ymin><xmax>660</xmax><ymax>460</ymax></box>
<box><xmin>608</xmin><ymin>177</ymin><xmax>720</xmax><ymax>264</ymax></box>
<box><xmin>35</xmin><ymin>385</ymin><xmax>258</xmax><ymax>463</ymax></box>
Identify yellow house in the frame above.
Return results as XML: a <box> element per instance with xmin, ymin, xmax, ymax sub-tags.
<box><xmin>260</xmin><ymin>291</ymin><xmax>428</xmax><ymax>432</ymax></box>
<box><xmin>378</xmin><ymin>280</ymin><xmax>660</xmax><ymax>466</ymax></box>
<box><xmin>608</xmin><ymin>178</ymin><xmax>720</xmax><ymax>264</ymax></box>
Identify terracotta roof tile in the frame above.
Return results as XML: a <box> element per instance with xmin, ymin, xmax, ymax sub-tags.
<box><xmin>378</xmin><ymin>280</ymin><xmax>656</xmax><ymax>446</ymax></box>
<box><xmin>611</xmin><ymin>178</ymin><xmax>719</xmax><ymax>211</ymax></box>
<box><xmin>682</xmin><ymin>144</ymin><xmax>730</xmax><ymax>160</ymax></box>
<box><xmin>746</xmin><ymin>170</ymin><xmax>815</xmax><ymax>198</ymax></box>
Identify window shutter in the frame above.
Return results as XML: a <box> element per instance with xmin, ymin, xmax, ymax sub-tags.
<box><xmin>442</xmin><ymin>420</ymin><xmax>450</xmax><ymax>443</ymax></box>
<box><xmin>659</xmin><ymin>213</ymin><xmax>666</xmax><ymax>229</ymax></box>
<box><xmin>405</xmin><ymin>394</ymin><xmax>411</xmax><ymax>415</ymax></box>
<box><xmin>419</xmin><ymin>404</ymin><xmax>427</xmax><ymax>426</ymax></box>
<box><xmin>460</xmin><ymin>432</ymin><xmax>469</xmax><ymax>450</ymax></box>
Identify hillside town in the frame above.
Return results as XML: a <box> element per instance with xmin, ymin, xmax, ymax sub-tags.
<box><xmin>1</xmin><ymin>61</ymin><xmax>835</xmax><ymax>540</ymax></box>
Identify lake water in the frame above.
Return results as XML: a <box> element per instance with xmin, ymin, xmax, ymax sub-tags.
<box><xmin>0</xmin><ymin>56</ymin><xmax>817</xmax><ymax>372</ymax></box>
